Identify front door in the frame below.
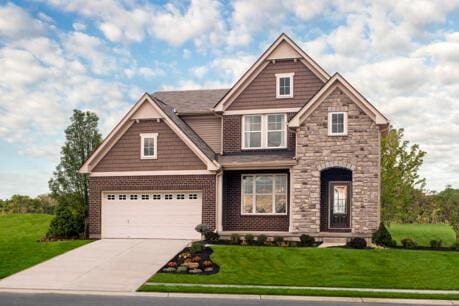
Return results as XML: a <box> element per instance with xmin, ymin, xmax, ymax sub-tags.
<box><xmin>329</xmin><ymin>182</ymin><xmax>351</xmax><ymax>229</ymax></box>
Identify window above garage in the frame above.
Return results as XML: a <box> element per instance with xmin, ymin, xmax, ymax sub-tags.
<box><xmin>140</xmin><ymin>133</ymin><xmax>158</xmax><ymax>159</ymax></box>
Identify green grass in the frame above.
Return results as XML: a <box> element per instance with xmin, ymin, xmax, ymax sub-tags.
<box><xmin>0</xmin><ymin>214</ymin><xmax>90</xmax><ymax>279</ymax></box>
<box><xmin>148</xmin><ymin>245</ymin><xmax>459</xmax><ymax>290</ymax></box>
<box><xmin>139</xmin><ymin>284</ymin><xmax>459</xmax><ymax>301</ymax></box>
<box><xmin>389</xmin><ymin>223</ymin><xmax>457</xmax><ymax>247</ymax></box>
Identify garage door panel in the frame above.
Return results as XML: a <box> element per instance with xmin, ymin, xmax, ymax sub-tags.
<box><xmin>101</xmin><ymin>191</ymin><xmax>202</xmax><ymax>239</ymax></box>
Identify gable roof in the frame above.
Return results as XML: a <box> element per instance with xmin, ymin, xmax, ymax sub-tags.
<box><xmin>213</xmin><ymin>33</ymin><xmax>330</xmax><ymax>112</ymax></box>
<box><xmin>288</xmin><ymin>73</ymin><xmax>389</xmax><ymax>128</ymax></box>
<box><xmin>152</xmin><ymin>89</ymin><xmax>229</xmax><ymax>114</ymax></box>
<box><xmin>79</xmin><ymin>93</ymin><xmax>220</xmax><ymax>173</ymax></box>
<box><xmin>151</xmin><ymin>94</ymin><xmax>216</xmax><ymax>162</ymax></box>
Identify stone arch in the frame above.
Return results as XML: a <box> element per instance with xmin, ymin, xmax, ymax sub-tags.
<box><xmin>317</xmin><ymin>161</ymin><xmax>355</xmax><ymax>172</ymax></box>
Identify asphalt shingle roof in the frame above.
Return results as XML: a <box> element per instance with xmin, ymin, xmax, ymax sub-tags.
<box><xmin>151</xmin><ymin>89</ymin><xmax>229</xmax><ymax>114</ymax></box>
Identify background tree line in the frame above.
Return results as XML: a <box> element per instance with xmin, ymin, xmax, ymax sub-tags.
<box><xmin>0</xmin><ymin>194</ymin><xmax>56</xmax><ymax>214</ymax></box>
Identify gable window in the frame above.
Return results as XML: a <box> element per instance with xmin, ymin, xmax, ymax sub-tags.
<box><xmin>276</xmin><ymin>73</ymin><xmax>294</xmax><ymax>98</ymax></box>
<box><xmin>242</xmin><ymin>114</ymin><xmax>286</xmax><ymax>149</ymax></box>
<box><xmin>242</xmin><ymin>174</ymin><xmax>287</xmax><ymax>215</ymax></box>
<box><xmin>328</xmin><ymin>112</ymin><xmax>348</xmax><ymax>136</ymax></box>
<box><xmin>140</xmin><ymin>133</ymin><xmax>158</xmax><ymax>159</ymax></box>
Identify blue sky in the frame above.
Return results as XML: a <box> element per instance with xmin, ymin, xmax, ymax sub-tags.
<box><xmin>1</xmin><ymin>0</ymin><xmax>459</xmax><ymax>198</ymax></box>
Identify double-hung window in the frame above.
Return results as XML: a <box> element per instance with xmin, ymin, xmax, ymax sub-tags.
<box><xmin>328</xmin><ymin>112</ymin><xmax>348</xmax><ymax>136</ymax></box>
<box><xmin>242</xmin><ymin>174</ymin><xmax>287</xmax><ymax>215</ymax></box>
<box><xmin>140</xmin><ymin>133</ymin><xmax>158</xmax><ymax>159</ymax></box>
<box><xmin>243</xmin><ymin>114</ymin><xmax>286</xmax><ymax>149</ymax></box>
<box><xmin>276</xmin><ymin>73</ymin><xmax>294</xmax><ymax>98</ymax></box>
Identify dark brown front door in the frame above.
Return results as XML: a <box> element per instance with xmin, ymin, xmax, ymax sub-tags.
<box><xmin>329</xmin><ymin>182</ymin><xmax>351</xmax><ymax>229</ymax></box>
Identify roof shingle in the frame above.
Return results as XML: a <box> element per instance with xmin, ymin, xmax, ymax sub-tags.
<box><xmin>151</xmin><ymin>89</ymin><xmax>229</xmax><ymax>114</ymax></box>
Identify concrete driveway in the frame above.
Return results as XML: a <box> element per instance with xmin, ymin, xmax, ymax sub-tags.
<box><xmin>0</xmin><ymin>239</ymin><xmax>189</xmax><ymax>292</ymax></box>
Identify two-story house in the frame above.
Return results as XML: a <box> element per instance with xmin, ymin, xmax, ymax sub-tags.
<box><xmin>80</xmin><ymin>33</ymin><xmax>389</xmax><ymax>242</ymax></box>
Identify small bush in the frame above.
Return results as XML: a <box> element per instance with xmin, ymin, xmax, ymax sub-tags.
<box><xmin>390</xmin><ymin>239</ymin><xmax>397</xmax><ymax>247</ymax></box>
<box><xmin>299</xmin><ymin>234</ymin><xmax>315</xmax><ymax>247</ymax></box>
<box><xmin>204</xmin><ymin>231</ymin><xmax>220</xmax><ymax>242</ymax></box>
<box><xmin>244</xmin><ymin>234</ymin><xmax>255</xmax><ymax>245</ymax></box>
<box><xmin>162</xmin><ymin>267</ymin><xmax>176</xmax><ymax>272</ymax></box>
<box><xmin>372</xmin><ymin>223</ymin><xmax>393</xmax><ymax>247</ymax></box>
<box><xmin>190</xmin><ymin>241</ymin><xmax>205</xmax><ymax>254</ymax></box>
<box><xmin>401</xmin><ymin>238</ymin><xmax>417</xmax><ymax>249</ymax></box>
<box><xmin>46</xmin><ymin>202</ymin><xmax>83</xmax><ymax>239</ymax></box>
<box><xmin>430</xmin><ymin>239</ymin><xmax>442</xmax><ymax>249</ymax></box>
<box><xmin>195</xmin><ymin>224</ymin><xmax>210</xmax><ymax>237</ymax></box>
<box><xmin>230</xmin><ymin>233</ymin><xmax>241</xmax><ymax>245</ymax></box>
<box><xmin>176</xmin><ymin>266</ymin><xmax>188</xmax><ymax>273</ymax></box>
<box><xmin>257</xmin><ymin>234</ymin><xmax>268</xmax><ymax>245</ymax></box>
<box><xmin>273</xmin><ymin>236</ymin><xmax>284</xmax><ymax>246</ymax></box>
<box><xmin>347</xmin><ymin>237</ymin><xmax>367</xmax><ymax>249</ymax></box>
<box><xmin>288</xmin><ymin>241</ymin><xmax>299</xmax><ymax>247</ymax></box>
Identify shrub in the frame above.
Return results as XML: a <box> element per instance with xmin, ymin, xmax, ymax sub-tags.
<box><xmin>162</xmin><ymin>267</ymin><xmax>176</xmax><ymax>272</ymax></box>
<box><xmin>166</xmin><ymin>261</ymin><xmax>177</xmax><ymax>267</ymax></box>
<box><xmin>176</xmin><ymin>266</ymin><xmax>188</xmax><ymax>273</ymax></box>
<box><xmin>347</xmin><ymin>237</ymin><xmax>367</xmax><ymax>249</ymax></box>
<box><xmin>46</xmin><ymin>201</ymin><xmax>82</xmax><ymax>239</ymax></box>
<box><xmin>257</xmin><ymin>234</ymin><xmax>268</xmax><ymax>245</ymax></box>
<box><xmin>195</xmin><ymin>224</ymin><xmax>210</xmax><ymax>238</ymax></box>
<box><xmin>178</xmin><ymin>251</ymin><xmax>191</xmax><ymax>260</ymax></box>
<box><xmin>391</xmin><ymin>239</ymin><xmax>397</xmax><ymax>247</ymax></box>
<box><xmin>183</xmin><ymin>262</ymin><xmax>199</xmax><ymax>269</ymax></box>
<box><xmin>372</xmin><ymin>223</ymin><xmax>393</xmax><ymax>247</ymax></box>
<box><xmin>205</xmin><ymin>231</ymin><xmax>220</xmax><ymax>242</ymax></box>
<box><xmin>244</xmin><ymin>234</ymin><xmax>255</xmax><ymax>245</ymax></box>
<box><xmin>202</xmin><ymin>260</ymin><xmax>213</xmax><ymax>267</ymax></box>
<box><xmin>288</xmin><ymin>241</ymin><xmax>299</xmax><ymax>247</ymax></box>
<box><xmin>299</xmin><ymin>234</ymin><xmax>315</xmax><ymax>247</ymax></box>
<box><xmin>273</xmin><ymin>236</ymin><xmax>284</xmax><ymax>246</ymax></box>
<box><xmin>430</xmin><ymin>239</ymin><xmax>442</xmax><ymax>249</ymax></box>
<box><xmin>190</xmin><ymin>241</ymin><xmax>205</xmax><ymax>254</ymax></box>
<box><xmin>230</xmin><ymin>233</ymin><xmax>241</xmax><ymax>245</ymax></box>
<box><xmin>401</xmin><ymin>238</ymin><xmax>417</xmax><ymax>249</ymax></box>
<box><xmin>191</xmin><ymin>256</ymin><xmax>201</xmax><ymax>262</ymax></box>
<box><xmin>189</xmin><ymin>268</ymin><xmax>203</xmax><ymax>274</ymax></box>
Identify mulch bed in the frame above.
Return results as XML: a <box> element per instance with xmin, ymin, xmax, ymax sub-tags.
<box><xmin>159</xmin><ymin>246</ymin><xmax>219</xmax><ymax>275</ymax></box>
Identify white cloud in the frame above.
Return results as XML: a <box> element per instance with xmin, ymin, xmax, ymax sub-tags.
<box><xmin>0</xmin><ymin>3</ymin><xmax>46</xmax><ymax>40</ymax></box>
<box><xmin>191</xmin><ymin>66</ymin><xmax>208</xmax><ymax>78</ymax></box>
<box><xmin>72</xmin><ymin>22</ymin><xmax>86</xmax><ymax>31</ymax></box>
<box><xmin>149</xmin><ymin>0</ymin><xmax>224</xmax><ymax>46</ymax></box>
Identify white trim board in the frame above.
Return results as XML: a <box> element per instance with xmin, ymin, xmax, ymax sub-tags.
<box><xmin>224</xmin><ymin>108</ymin><xmax>300</xmax><ymax>116</ymax></box>
<box><xmin>90</xmin><ymin>170</ymin><xmax>215</xmax><ymax>177</ymax></box>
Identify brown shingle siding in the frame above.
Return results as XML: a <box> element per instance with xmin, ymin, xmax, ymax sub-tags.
<box><xmin>88</xmin><ymin>175</ymin><xmax>216</xmax><ymax>236</ymax></box>
<box><xmin>93</xmin><ymin>119</ymin><xmax>206</xmax><ymax>172</ymax></box>
<box><xmin>227</xmin><ymin>60</ymin><xmax>324</xmax><ymax>110</ymax></box>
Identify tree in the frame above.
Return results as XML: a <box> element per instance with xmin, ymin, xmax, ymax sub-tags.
<box><xmin>381</xmin><ymin>126</ymin><xmax>426</xmax><ymax>223</ymax></box>
<box><xmin>435</xmin><ymin>186</ymin><xmax>459</xmax><ymax>234</ymax></box>
<box><xmin>48</xmin><ymin>110</ymin><xmax>102</xmax><ymax>237</ymax></box>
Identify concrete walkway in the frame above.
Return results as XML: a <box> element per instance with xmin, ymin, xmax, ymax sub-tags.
<box><xmin>0</xmin><ymin>239</ymin><xmax>189</xmax><ymax>292</ymax></box>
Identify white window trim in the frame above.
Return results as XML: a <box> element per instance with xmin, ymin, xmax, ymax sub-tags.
<box><xmin>328</xmin><ymin>112</ymin><xmax>348</xmax><ymax>136</ymax></box>
<box><xmin>276</xmin><ymin>72</ymin><xmax>294</xmax><ymax>98</ymax></box>
<box><xmin>140</xmin><ymin>133</ymin><xmax>158</xmax><ymax>159</ymax></box>
<box><xmin>242</xmin><ymin>114</ymin><xmax>287</xmax><ymax>150</ymax></box>
<box><xmin>240</xmin><ymin>174</ymin><xmax>288</xmax><ymax>216</ymax></box>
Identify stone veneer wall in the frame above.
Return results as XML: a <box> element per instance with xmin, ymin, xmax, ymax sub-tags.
<box><xmin>291</xmin><ymin>87</ymin><xmax>380</xmax><ymax>236</ymax></box>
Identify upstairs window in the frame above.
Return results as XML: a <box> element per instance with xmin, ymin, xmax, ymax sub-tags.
<box><xmin>328</xmin><ymin>112</ymin><xmax>348</xmax><ymax>136</ymax></box>
<box><xmin>243</xmin><ymin>114</ymin><xmax>286</xmax><ymax>149</ymax></box>
<box><xmin>140</xmin><ymin>133</ymin><xmax>158</xmax><ymax>159</ymax></box>
<box><xmin>276</xmin><ymin>73</ymin><xmax>294</xmax><ymax>98</ymax></box>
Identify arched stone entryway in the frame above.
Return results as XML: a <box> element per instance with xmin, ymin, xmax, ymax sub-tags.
<box><xmin>320</xmin><ymin>167</ymin><xmax>352</xmax><ymax>232</ymax></box>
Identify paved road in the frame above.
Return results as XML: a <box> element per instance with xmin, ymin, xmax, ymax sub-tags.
<box><xmin>0</xmin><ymin>292</ymin><xmax>450</xmax><ymax>306</ymax></box>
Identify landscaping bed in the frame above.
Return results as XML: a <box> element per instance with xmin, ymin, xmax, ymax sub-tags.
<box><xmin>159</xmin><ymin>244</ymin><xmax>219</xmax><ymax>275</ymax></box>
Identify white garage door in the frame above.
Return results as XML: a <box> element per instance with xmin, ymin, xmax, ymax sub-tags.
<box><xmin>101</xmin><ymin>191</ymin><xmax>202</xmax><ymax>239</ymax></box>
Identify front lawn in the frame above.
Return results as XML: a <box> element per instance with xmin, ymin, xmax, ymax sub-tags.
<box><xmin>389</xmin><ymin>223</ymin><xmax>457</xmax><ymax>247</ymax></box>
<box><xmin>145</xmin><ymin>245</ymin><xmax>459</xmax><ymax>290</ymax></box>
<box><xmin>0</xmin><ymin>214</ymin><xmax>90</xmax><ymax>279</ymax></box>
